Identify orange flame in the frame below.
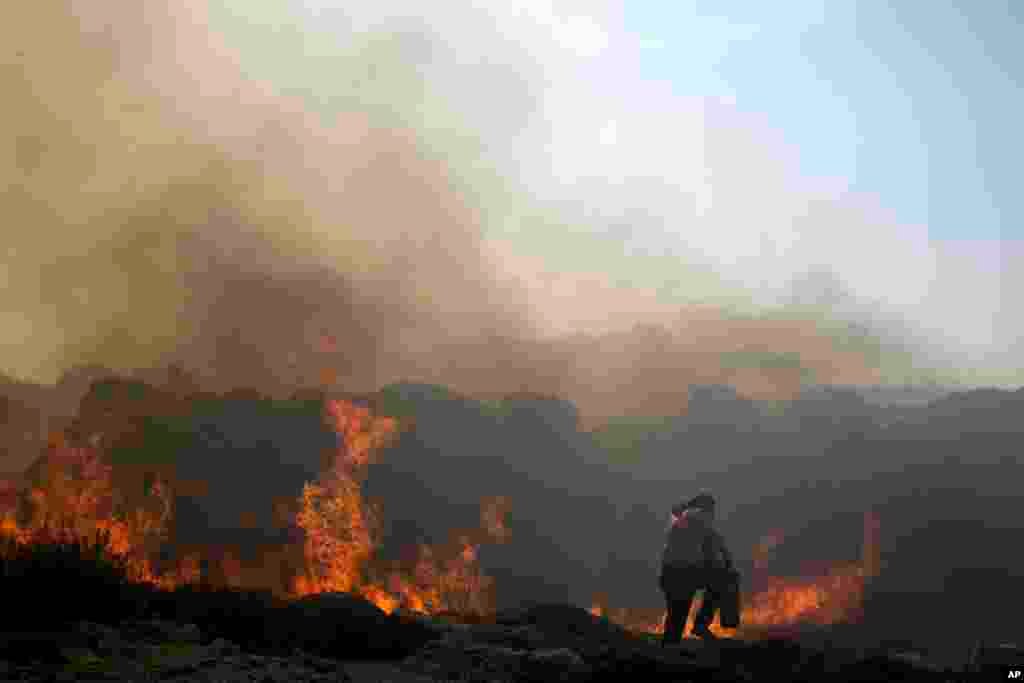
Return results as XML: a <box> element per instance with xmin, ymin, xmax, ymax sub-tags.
<box><xmin>8</xmin><ymin>375</ymin><xmax>873</xmax><ymax>634</ymax></box>
<box><xmin>596</xmin><ymin>514</ymin><xmax>878</xmax><ymax>640</ymax></box>
<box><xmin>292</xmin><ymin>398</ymin><xmax>499</xmax><ymax>616</ymax></box>
<box><xmin>2</xmin><ymin>390</ymin><xmax>508</xmax><ymax>619</ymax></box>
<box><xmin>595</xmin><ymin>563</ymin><xmax>867</xmax><ymax>641</ymax></box>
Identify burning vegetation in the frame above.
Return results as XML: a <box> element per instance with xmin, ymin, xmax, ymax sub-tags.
<box><xmin>0</xmin><ymin>379</ymin><xmax>505</xmax><ymax>621</ymax></box>
<box><xmin>292</xmin><ymin>398</ymin><xmax>502</xmax><ymax>617</ymax></box>
<box><xmin>1</xmin><ymin>369</ymin><xmax>877</xmax><ymax>640</ymax></box>
<box><xmin>588</xmin><ymin>560</ymin><xmax>870</xmax><ymax>640</ymax></box>
<box><xmin>589</xmin><ymin>514</ymin><xmax>878</xmax><ymax>640</ymax></box>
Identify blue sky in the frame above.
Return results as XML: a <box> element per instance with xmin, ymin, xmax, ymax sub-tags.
<box><xmin>624</xmin><ymin>0</ymin><xmax>1022</xmax><ymax>242</ymax></box>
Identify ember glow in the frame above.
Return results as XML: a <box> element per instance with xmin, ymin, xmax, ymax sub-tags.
<box><xmin>590</xmin><ymin>514</ymin><xmax>876</xmax><ymax>639</ymax></box>
<box><xmin>591</xmin><ymin>564</ymin><xmax>868</xmax><ymax>640</ymax></box>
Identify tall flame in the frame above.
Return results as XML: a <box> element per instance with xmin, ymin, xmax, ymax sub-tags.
<box><xmin>2</xmin><ymin>370</ymin><xmax>875</xmax><ymax>631</ymax></box>
<box><xmin>1</xmin><ymin>389</ymin><xmax>505</xmax><ymax>618</ymax></box>
<box><xmin>291</xmin><ymin>397</ymin><xmax>499</xmax><ymax>616</ymax></box>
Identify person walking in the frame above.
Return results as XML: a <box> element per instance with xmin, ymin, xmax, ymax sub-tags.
<box><xmin>658</xmin><ymin>492</ymin><xmax>734</xmax><ymax>645</ymax></box>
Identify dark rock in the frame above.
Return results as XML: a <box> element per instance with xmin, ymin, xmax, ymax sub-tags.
<box><xmin>399</xmin><ymin>604</ymin><xmax>966</xmax><ymax>683</ymax></box>
<box><xmin>291</xmin><ymin>648</ymin><xmax>351</xmax><ymax>674</ymax></box>
<box><xmin>495</xmin><ymin>603</ymin><xmax>640</xmax><ymax>650</ymax></box>
<box><xmin>403</xmin><ymin>605</ymin><xmax>713</xmax><ymax>683</ymax></box>
<box><xmin>970</xmin><ymin>641</ymin><xmax>1024</xmax><ymax>672</ymax></box>
<box><xmin>2</xmin><ymin>603</ymin><xmax>966</xmax><ymax>683</ymax></box>
<box><xmin>447</xmin><ymin>623</ymin><xmax>550</xmax><ymax>650</ymax></box>
<box><xmin>208</xmin><ymin>636</ymin><xmax>243</xmax><ymax>657</ymax></box>
<box><xmin>838</xmin><ymin>654</ymin><xmax>949</xmax><ymax>682</ymax></box>
<box><xmin>277</xmin><ymin>591</ymin><xmax>436</xmax><ymax>659</ymax></box>
<box><xmin>114</xmin><ymin>618</ymin><xmax>203</xmax><ymax>644</ymax></box>
<box><xmin>72</xmin><ymin>621</ymin><xmax>120</xmax><ymax>647</ymax></box>
<box><xmin>523</xmin><ymin>648</ymin><xmax>591</xmax><ymax>682</ymax></box>
<box><xmin>403</xmin><ymin>639</ymin><xmax>593</xmax><ymax>683</ymax></box>
<box><xmin>586</xmin><ymin>642</ymin><xmax>709</xmax><ymax>682</ymax></box>
<box><xmin>0</xmin><ymin>630</ymin><xmax>89</xmax><ymax>664</ymax></box>
<box><xmin>392</xmin><ymin>607</ymin><xmax>458</xmax><ymax>637</ymax></box>
<box><xmin>291</xmin><ymin>591</ymin><xmax>390</xmax><ymax>624</ymax></box>
<box><xmin>2</xmin><ymin>618</ymin><xmax>355</xmax><ymax>683</ymax></box>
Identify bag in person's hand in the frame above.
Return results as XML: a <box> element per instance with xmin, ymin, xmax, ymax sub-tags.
<box><xmin>719</xmin><ymin>569</ymin><xmax>742</xmax><ymax>629</ymax></box>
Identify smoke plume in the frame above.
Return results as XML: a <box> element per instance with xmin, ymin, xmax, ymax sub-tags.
<box><xmin>2</xmin><ymin>1</ymin><xmax>1018</xmax><ymax>424</ymax></box>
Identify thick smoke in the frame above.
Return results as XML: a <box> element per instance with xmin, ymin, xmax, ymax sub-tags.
<box><xmin>2</xmin><ymin>1</ymin><xmax>1017</xmax><ymax>425</ymax></box>
<box><xmin>1</xmin><ymin>2</ymin><xmax>546</xmax><ymax>397</ymax></box>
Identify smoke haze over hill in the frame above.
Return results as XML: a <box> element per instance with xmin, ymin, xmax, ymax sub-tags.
<box><xmin>2</xmin><ymin>1</ymin><xmax>1021</xmax><ymax>415</ymax></box>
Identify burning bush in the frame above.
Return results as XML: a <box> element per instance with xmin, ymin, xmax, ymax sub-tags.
<box><xmin>294</xmin><ymin>398</ymin><xmax>500</xmax><ymax>618</ymax></box>
<box><xmin>1</xmin><ymin>367</ymin><xmax>880</xmax><ymax>650</ymax></box>
<box><xmin>589</xmin><ymin>515</ymin><xmax>877</xmax><ymax>641</ymax></box>
<box><xmin>0</xmin><ymin>373</ymin><xmax>507</xmax><ymax>632</ymax></box>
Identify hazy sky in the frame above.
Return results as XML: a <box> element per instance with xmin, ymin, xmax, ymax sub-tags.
<box><xmin>626</xmin><ymin>1</ymin><xmax>1022</xmax><ymax>243</ymax></box>
<box><xmin>2</xmin><ymin>0</ymin><xmax>1020</xmax><ymax>392</ymax></box>
<box><xmin>236</xmin><ymin>0</ymin><xmax>1022</xmax><ymax>381</ymax></box>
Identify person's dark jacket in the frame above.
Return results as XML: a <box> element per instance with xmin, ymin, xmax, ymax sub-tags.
<box><xmin>660</xmin><ymin>506</ymin><xmax>733</xmax><ymax>571</ymax></box>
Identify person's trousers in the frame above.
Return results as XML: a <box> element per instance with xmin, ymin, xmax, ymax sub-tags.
<box><xmin>659</xmin><ymin>565</ymin><xmax>723</xmax><ymax>645</ymax></box>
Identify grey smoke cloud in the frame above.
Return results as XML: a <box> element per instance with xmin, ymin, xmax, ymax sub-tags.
<box><xmin>2</xmin><ymin>0</ymin><xmax>1019</xmax><ymax>411</ymax></box>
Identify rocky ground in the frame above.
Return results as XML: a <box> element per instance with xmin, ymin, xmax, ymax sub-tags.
<box><xmin>0</xmin><ymin>619</ymin><xmax>356</xmax><ymax>683</ymax></box>
<box><xmin>0</xmin><ymin>597</ymin><xmax>980</xmax><ymax>682</ymax></box>
<box><xmin>393</xmin><ymin>603</ymin><xmax>965</xmax><ymax>682</ymax></box>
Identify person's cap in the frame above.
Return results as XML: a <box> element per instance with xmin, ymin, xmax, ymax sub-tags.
<box><xmin>687</xmin><ymin>492</ymin><xmax>716</xmax><ymax>510</ymax></box>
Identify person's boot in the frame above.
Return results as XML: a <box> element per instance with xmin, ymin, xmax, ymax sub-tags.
<box><xmin>691</xmin><ymin>624</ymin><xmax>718</xmax><ymax>640</ymax></box>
